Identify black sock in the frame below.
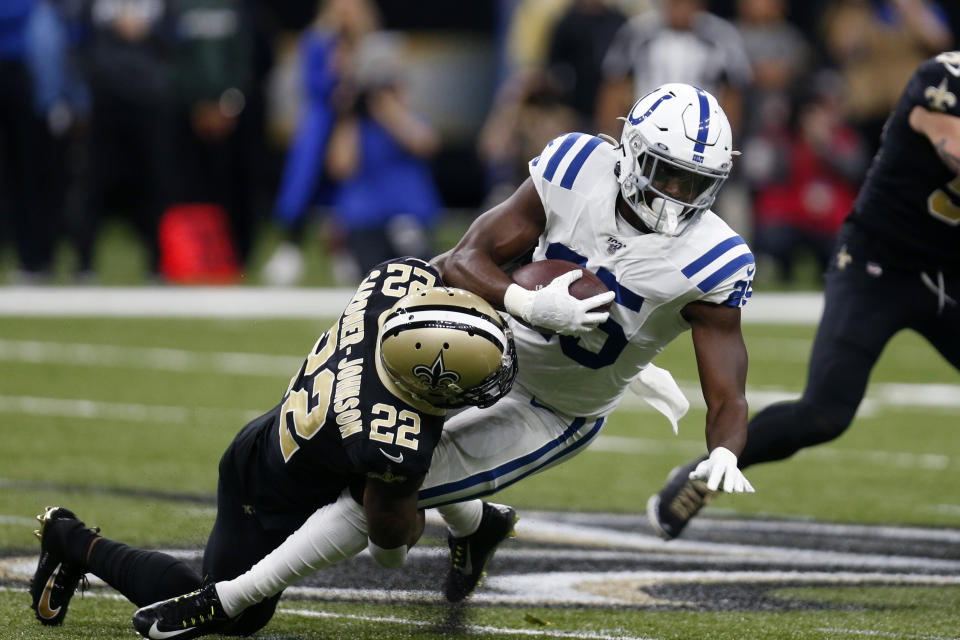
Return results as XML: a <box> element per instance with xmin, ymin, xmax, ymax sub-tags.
<box><xmin>57</xmin><ymin>519</ymin><xmax>100</xmax><ymax>570</ymax></box>
<box><xmin>85</xmin><ymin>537</ymin><xmax>202</xmax><ymax>607</ymax></box>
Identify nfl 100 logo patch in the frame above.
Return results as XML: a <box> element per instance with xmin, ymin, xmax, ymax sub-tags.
<box><xmin>606</xmin><ymin>237</ymin><xmax>625</xmax><ymax>255</ymax></box>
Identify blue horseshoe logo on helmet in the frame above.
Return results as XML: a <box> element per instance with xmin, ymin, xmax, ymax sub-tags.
<box><xmin>627</xmin><ymin>93</ymin><xmax>673</xmax><ymax>125</ymax></box>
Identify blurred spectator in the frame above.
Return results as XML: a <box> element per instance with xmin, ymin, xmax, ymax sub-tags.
<box><xmin>747</xmin><ymin>74</ymin><xmax>868</xmax><ymax>283</ymax></box>
<box><xmin>735</xmin><ymin>0</ymin><xmax>809</xmax><ymax>141</ymax></box>
<box><xmin>477</xmin><ymin>69</ymin><xmax>578</xmax><ymax>204</ymax></box>
<box><xmin>545</xmin><ymin>0</ymin><xmax>626</xmax><ymax>129</ymax></box>
<box><xmin>502</xmin><ymin>0</ymin><xmax>572</xmax><ymax>72</ymax></box>
<box><xmin>823</xmin><ymin>0</ymin><xmax>952</xmax><ymax>156</ymax></box>
<box><xmin>1</xmin><ymin>0</ymin><xmax>53</xmax><ymax>281</ymax></box>
<box><xmin>263</xmin><ymin>0</ymin><xmax>375</xmax><ymax>286</ymax></box>
<box><xmin>24</xmin><ymin>0</ymin><xmax>91</xmax><ymax>282</ymax></box>
<box><xmin>733</xmin><ymin>0</ymin><xmax>810</xmax><ymax>243</ymax></box>
<box><xmin>324</xmin><ymin>32</ymin><xmax>441</xmax><ymax>278</ymax></box>
<box><xmin>596</xmin><ymin>0</ymin><xmax>753</xmax><ymax>137</ymax></box>
<box><xmin>169</xmin><ymin>0</ymin><xmax>257</xmax><ymax>268</ymax></box>
<box><xmin>77</xmin><ymin>0</ymin><xmax>176</xmax><ymax>280</ymax></box>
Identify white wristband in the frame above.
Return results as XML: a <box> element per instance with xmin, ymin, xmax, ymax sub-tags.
<box><xmin>503</xmin><ymin>283</ymin><xmax>534</xmax><ymax>322</ymax></box>
<box><xmin>368</xmin><ymin>539</ymin><xmax>407</xmax><ymax>568</ymax></box>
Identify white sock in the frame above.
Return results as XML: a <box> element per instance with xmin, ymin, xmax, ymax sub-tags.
<box><xmin>216</xmin><ymin>489</ymin><xmax>368</xmax><ymax>617</ymax></box>
<box><xmin>437</xmin><ymin>500</ymin><xmax>483</xmax><ymax>538</ymax></box>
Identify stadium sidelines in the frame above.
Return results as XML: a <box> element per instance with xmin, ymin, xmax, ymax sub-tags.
<box><xmin>0</xmin><ymin>286</ymin><xmax>824</xmax><ymax>324</ymax></box>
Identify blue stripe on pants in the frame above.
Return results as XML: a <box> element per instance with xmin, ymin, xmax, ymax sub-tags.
<box><xmin>418</xmin><ymin>416</ymin><xmax>606</xmax><ymax>508</ymax></box>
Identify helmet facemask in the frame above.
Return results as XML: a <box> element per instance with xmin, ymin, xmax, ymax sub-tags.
<box><xmin>423</xmin><ymin>326</ymin><xmax>517</xmax><ymax>409</ymax></box>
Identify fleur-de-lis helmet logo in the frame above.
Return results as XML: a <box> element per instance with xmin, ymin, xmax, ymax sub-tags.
<box><xmin>412</xmin><ymin>351</ymin><xmax>461</xmax><ymax>391</ymax></box>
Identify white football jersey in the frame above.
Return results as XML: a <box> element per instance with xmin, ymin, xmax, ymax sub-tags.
<box><xmin>513</xmin><ymin>132</ymin><xmax>755</xmax><ymax>417</ymax></box>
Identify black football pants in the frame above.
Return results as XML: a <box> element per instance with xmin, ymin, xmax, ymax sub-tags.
<box><xmin>738</xmin><ymin>260</ymin><xmax>960</xmax><ymax>469</ymax></box>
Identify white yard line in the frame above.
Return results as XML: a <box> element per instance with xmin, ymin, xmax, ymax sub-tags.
<box><xmin>280</xmin><ymin>607</ymin><xmax>658</xmax><ymax>640</ymax></box>
<box><xmin>482</xmin><ymin>570</ymin><xmax>960</xmax><ymax>606</ymax></box>
<box><xmin>0</xmin><ymin>286</ymin><xmax>354</xmax><ymax>318</ymax></box>
<box><xmin>588</xmin><ymin>433</ymin><xmax>955</xmax><ymax>471</ymax></box>
<box><xmin>0</xmin><ymin>340</ymin><xmax>956</xmax><ymax>414</ymax></box>
<box><xmin>0</xmin><ymin>287</ymin><xmax>824</xmax><ymax>323</ymax></box>
<box><xmin>0</xmin><ymin>584</ymin><xmax>657</xmax><ymax>640</ymax></box>
<box><xmin>0</xmin><ymin>390</ymin><xmax>954</xmax><ymax>471</ymax></box>
<box><xmin>617</xmin><ymin>382</ymin><xmax>960</xmax><ymax>414</ymax></box>
<box><xmin>508</xmin><ymin>517</ymin><xmax>960</xmax><ymax>574</ymax></box>
<box><xmin>0</xmin><ymin>339</ymin><xmax>294</xmax><ymax>376</ymax></box>
<box><xmin>0</xmin><ymin>395</ymin><xmax>258</xmax><ymax>425</ymax></box>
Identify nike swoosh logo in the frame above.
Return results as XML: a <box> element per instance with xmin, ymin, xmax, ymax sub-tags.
<box><xmin>36</xmin><ymin>563</ymin><xmax>62</xmax><ymax>620</ymax></box>
<box><xmin>148</xmin><ymin>620</ymin><xmax>194</xmax><ymax>639</ymax></box>
<box><xmin>379</xmin><ymin>448</ymin><xmax>403</xmax><ymax>464</ymax></box>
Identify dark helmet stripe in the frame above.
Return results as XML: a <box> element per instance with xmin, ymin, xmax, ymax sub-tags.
<box><xmin>386</xmin><ymin>303</ymin><xmax>503</xmax><ymax>328</ymax></box>
<box><xmin>384</xmin><ymin>319</ymin><xmax>505</xmax><ymax>352</ymax></box>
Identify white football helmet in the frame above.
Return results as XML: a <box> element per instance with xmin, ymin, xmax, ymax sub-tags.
<box><xmin>616</xmin><ymin>83</ymin><xmax>734</xmax><ymax>235</ymax></box>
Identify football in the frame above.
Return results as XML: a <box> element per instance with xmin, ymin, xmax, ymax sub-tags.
<box><xmin>511</xmin><ymin>259</ymin><xmax>613</xmax><ymax>312</ymax></box>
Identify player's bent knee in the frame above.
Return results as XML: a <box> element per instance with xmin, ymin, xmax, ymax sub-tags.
<box><xmin>800</xmin><ymin>400</ymin><xmax>855</xmax><ymax>445</ymax></box>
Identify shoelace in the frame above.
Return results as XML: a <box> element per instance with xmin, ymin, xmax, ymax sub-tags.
<box><xmin>451</xmin><ymin>541</ymin><xmax>468</xmax><ymax>570</ymax></box>
<box><xmin>170</xmin><ymin>587</ymin><xmax>225</xmax><ymax>626</ymax></box>
<box><xmin>920</xmin><ymin>271</ymin><xmax>957</xmax><ymax>314</ymax></box>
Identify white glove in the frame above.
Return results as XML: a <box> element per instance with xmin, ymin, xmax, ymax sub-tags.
<box><xmin>504</xmin><ymin>270</ymin><xmax>615</xmax><ymax>335</ymax></box>
<box><xmin>689</xmin><ymin>447</ymin><xmax>755</xmax><ymax>493</ymax></box>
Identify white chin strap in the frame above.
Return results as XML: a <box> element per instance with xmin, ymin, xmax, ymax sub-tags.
<box><xmin>643</xmin><ymin>197</ymin><xmax>683</xmax><ymax>235</ymax></box>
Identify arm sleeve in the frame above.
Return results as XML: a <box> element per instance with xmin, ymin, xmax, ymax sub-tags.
<box><xmin>699</xmin><ymin>259</ymin><xmax>756</xmax><ymax>308</ymax></box>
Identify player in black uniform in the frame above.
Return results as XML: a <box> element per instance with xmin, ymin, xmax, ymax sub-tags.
<box><xmin>29</xmin><ymin>257</ymin><xmax>517</xmax><ymax>638</ymax></box>
<box><xmin>648</xmin><ymin>52</ymin><xmax>960</xmax><ymax>539</ymax></box>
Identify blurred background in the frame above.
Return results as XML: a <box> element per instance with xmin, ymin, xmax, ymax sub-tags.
<box><xmin>1</xmin><ymin>0</ymin><xmax>957</xmax><ymax>289</ymax></box>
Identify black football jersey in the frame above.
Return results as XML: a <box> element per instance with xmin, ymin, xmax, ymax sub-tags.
<box><xmin>229</xmin><ymin>257</ymin><xmax>445</xmax><ymax>528</ymax></box>
<box><xmin>847</xmin><ymin>53</ymin><xmax>960</xmax><ymax>273</ymax></box>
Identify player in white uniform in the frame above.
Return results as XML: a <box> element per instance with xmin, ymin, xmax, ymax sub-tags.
<box><xmin>424</xmin><ymin>84</ymin><xmax>756</xmax><ymax>600</ymax></box>
<box><xmin>132</xmin><ymin>84</ymin><xmax>757</xmax><ymax>636</ymax></box>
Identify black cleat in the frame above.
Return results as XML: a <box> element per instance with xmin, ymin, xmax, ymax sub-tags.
<box><xmin>133</xmin><ymin>582</ymin><xmax>230</xmax><ymax>639</ymax></box>
<box><xmin>444</xmin><ymin>502</ymin><xmax>518</xmax><ymax>602</ymax></box>
<box><xmin>647</xmin><ymin>456</ymin><xmax>713</xmax><ymax>540</ymax></box>
<box><xmin>29</xmin><ymin>506</ymin><xmax>95</xmax><ymax>626</ymax></box>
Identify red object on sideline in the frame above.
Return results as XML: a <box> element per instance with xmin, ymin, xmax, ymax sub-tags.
<box><xmin>159</xmin><ymin>204</ymin><xmax>240</xmax><ymax>284</ymax></box>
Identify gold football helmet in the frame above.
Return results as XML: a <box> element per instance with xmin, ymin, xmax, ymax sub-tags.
<box><xmin>380</xmin><ymin>287</ymin><xmax>517</xmax><ymax>409</ymax></box>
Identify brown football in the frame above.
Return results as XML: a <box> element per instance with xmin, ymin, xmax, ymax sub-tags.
<box><xmin>511</xmin><ymin>259</ymin><xmax>613</xmax><ymax>312</ymax></box>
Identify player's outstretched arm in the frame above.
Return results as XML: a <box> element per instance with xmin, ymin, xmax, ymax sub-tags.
<box><xmin>682</xmin><ymin>301</ymin><xmax>754</xmax><ymax>493</ymax></box>
<box><xmin>433</xmin><ymin>179</ymin><xmax>613</xmax><ymax>333</ymax></box>
<box><xmin>432</xmin><ymin>178</ymin><xmax>546</xmax><ymax>308</ymax></box>
<box><xmin>363</xmin><ymin>475</ymin><xmax>426</xmax><ymax>568</ymax></box>
<box><xmin>909</xmin><ymin>106</ymin><xmax>960</xmax><ymax>173</ymax></box>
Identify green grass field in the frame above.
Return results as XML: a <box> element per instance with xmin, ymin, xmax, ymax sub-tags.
<box><xmin>1</xmin><ymin>312</ymin><xmax>958</xmax><ymax>639</ymax></box>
